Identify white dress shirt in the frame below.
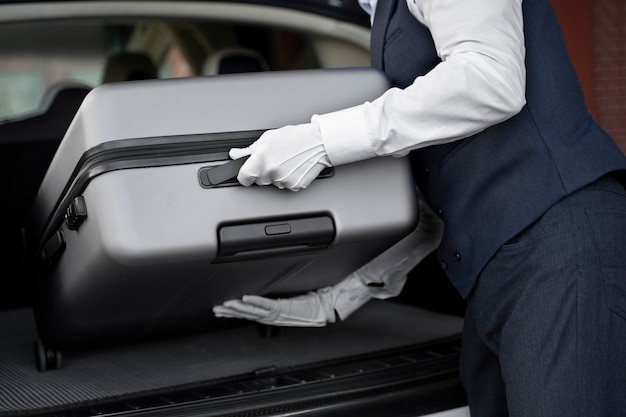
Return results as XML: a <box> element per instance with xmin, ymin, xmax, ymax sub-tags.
<box><xmin>314</xmin><ymin>0</ymin><xmax>527</xmax><ymax>166</ymax></box>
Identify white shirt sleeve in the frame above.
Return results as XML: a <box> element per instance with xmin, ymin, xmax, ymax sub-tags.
<box><xmin>315</xmin><ymin>0</ymin><xmax>527</xmax><ymax>166</ymax></box>
<box><xmin>324</xmin><ymin>199</ymin><xmax>444</xmax><ymax>321</ymax></box>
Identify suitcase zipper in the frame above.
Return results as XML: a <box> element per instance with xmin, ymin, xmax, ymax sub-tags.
<box><xmin>34</xmin><ymin>130</ymin><xmax>263</xmax><ymax>265</ymax></box>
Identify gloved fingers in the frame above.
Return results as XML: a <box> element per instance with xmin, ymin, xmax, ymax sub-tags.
<box><xmin>236</xmin><ymin>149</ymin><xmax>270</xmax><ymax>187</ymax></box>
<box><xmin>248</xmin><ymin>293</ymin><xmax>328</xmax><ymax>327</ymax></box>
<box><xmin>212</xmin><ymin>305</ymin><xmax>265</xmax><ymax>321</ymax></box>
<box><xmin>214</xmin><ymin>292</ymin><xmax>334</xmax><ymax>327</ymax></box>
<box><xmin>270</xmin><ymin>152</ymin><xmax>318</xmax><ymax>186</ymax></box>
<box><xmin>231</xmin><ymin>122</ymin><xmax>331</xmax><ymax>191</ymax></box>
<box><xmin>214</xmin><ymin>298</ymin><xmax>278</xmax><ymax>321</ymax></box>
<box><xmin>230</xmin><ymin>132</ymin><xmax>267</xmax><ymax>186</ymax></box>
<box><xmin>258</xmin><ymin>317</ymin><xmax>326</xmax><ymax>327</ymax></box>
<box><xmin>271</xmin><ymin>154</ymin><xmax>328</xmax><ymax>191</ymax></box>
<box><xmin>229</xmin><ymin>131</ymin><xmax>265</xmax><ymax>161</ymax></box>
<box><xmin>236</xmin><ymin>157</ymin><xmax>261</xmax><ymax>187</ymax></box>
<box><xmin>229</xmin><ymin>147</ymin><xmax>253</xmax><ymax>160</ymax></box>
<box><xmin>239</xmin><ymin>145</ymin><xmax>315</xmax><ymax>188</ymax></box>
<box><xmin>290</xmin><ymin>159</ymin><xmax>328</xmax><ymax>191</ymax></box>
<box><xmin>240</xmin><ymin>294</ymin><xmax>279</xmax><ymax>310</ymax></box>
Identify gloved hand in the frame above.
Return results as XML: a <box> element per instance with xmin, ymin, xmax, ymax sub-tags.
<box><xmin>229</xmin><ymin>121</ymin><xmax>332</xmax><ymax>191</ymax></box>
<box><xmin>213</xmin><ymin>200</ymin><xmax>444</xmax><ymax>327</ymax></box>
<box><xmin>212</xmin><ymin>291</ymin><xmax>336</xmax><ymax>327</ymax></box>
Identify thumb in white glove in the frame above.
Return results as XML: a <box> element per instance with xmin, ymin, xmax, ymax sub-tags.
<box><xmin>229</xmin><ymin>121</ymin><xmax>332</xmax><ymax>191</ymax></box>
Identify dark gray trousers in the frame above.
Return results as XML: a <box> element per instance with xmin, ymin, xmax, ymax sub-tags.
<box><xmin>460</xmin><ymin>174</ymin><xmax>626</xmax><ymax>417</ymax></box>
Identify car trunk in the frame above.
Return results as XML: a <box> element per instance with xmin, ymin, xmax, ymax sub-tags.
<box><xmin>0</xmin><ymin>295</ymin><xmax>466</xmax><ymax>417</ymax></box>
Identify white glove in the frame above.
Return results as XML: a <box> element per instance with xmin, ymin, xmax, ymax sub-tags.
<box><xmin>212</xmin><ymin>200</ymin><xmax>444</xmax><ymax>327</ymax></box>
<box><xmin>229</xmin><ymin>121</ymin><xmax>332</xmax><ymax>191</ymax></box>
<box><xmin>213</xmin><ymin>291</ymin><xmax>336</xmax><ymax>327</ymax></box>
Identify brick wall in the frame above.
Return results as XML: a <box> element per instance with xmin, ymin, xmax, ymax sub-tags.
<box><xmin>552</xmin><ymin>0</ymin><xmax>626</xmax><ymax>154</ymax></box>
<box><xmin>592</xmin><ymin>0</ymin><xmax>626</xmax><ymax>154</ymax></box>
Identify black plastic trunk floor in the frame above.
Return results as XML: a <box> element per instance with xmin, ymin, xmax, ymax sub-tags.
<box><xmin>0</xmin><ymin>301</ymin><xmax>463</xmax><ymax>416</ymax></box>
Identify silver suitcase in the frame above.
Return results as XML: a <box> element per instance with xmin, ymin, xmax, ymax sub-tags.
<box><xmin>27</xmin><ymin>68</ymin><xmax>420</xmax><ymax>350</ymax></box>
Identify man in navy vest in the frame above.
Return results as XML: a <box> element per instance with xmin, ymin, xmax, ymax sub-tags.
<box><xmin>214</xmin><ymin>0</ymin><xmax>626</xmax><ymax>415</ymax></box>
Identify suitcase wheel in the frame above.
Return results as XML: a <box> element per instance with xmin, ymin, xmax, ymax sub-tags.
<box><xmin>35</xmin><ymin>340</ymin><xmax>63</xmax><ymax>372</ymax></box>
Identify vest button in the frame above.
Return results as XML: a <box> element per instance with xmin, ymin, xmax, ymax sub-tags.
<box><xmin>454</xmin><ymin>252</ymin><xmax>462</xmax><ymax>262</ymax></box>
<box><xmin>440</xmin><ymin>261</ymin><xmax>448</xmax><ymax>271</ymax></box>
<box><xmin>424</xmin><ymin>166</ymin><xmax>430</xmax><ymax>174</ymax></box>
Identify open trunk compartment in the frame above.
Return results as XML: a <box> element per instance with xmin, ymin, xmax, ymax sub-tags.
<box><xmin>0</xmin><ymin>300</ymin><xmax>465</xmax><ymax>416</ymax></box>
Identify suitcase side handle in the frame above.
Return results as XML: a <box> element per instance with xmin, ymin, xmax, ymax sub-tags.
<box><xmin>202</xmin><ymin>156</ymin><xmax>249</xmax><ymax>186</ymax></box>
<box><xmin>199</xmin><ymin>158</ymin><xmax>334</xmax><ymax>188</ymax></box>
<box><xmin>216</xmin><ymin>216</ymin><xmax>335</xmax><ymax>260</ymax></box>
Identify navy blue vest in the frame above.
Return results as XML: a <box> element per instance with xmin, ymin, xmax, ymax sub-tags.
<box><xmin>371</xmin><ymin>0</ymin><xmax>626</xmax><ymax>298</ymax></box>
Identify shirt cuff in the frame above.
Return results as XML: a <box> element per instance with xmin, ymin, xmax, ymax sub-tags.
<box><xmin>312</xmin><ymin>105</ymin><xmax>376</xmax><ymax>166</ymax></box>
<box><xmin>332</xmin><ymin>278</ymin><xmax>373</xmax><ymax>322</ymax></box>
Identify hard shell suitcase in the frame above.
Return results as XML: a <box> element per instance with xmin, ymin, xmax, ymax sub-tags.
<box><xmin>27</xmin><ymin>68</ymin><xmax>420</xmax><ymax>353</ymax></box>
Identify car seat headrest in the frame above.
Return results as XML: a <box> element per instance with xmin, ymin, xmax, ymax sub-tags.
<box><xmin>203</xmin><ymin>48</ymin><xmax>270</xmax><ymax>75</ymax></box>
<box><xmin>102</xmin><ymin>52</ymin><xmax>158</xmax><ymax>83</ymax></box>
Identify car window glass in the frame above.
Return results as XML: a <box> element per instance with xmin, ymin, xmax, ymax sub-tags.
<box><xmin>0</xmin><ymin>21</ymin><xmax>107</xmax><ymax>121</ymax></box>
<box><xmin>0</xmin><ymin>16</ymin><xmax>358</xmax><ymax>123</ymax></box>
<box><xmin>0</xmin><ymin>19</ymin><xmax>198</xmax><ymax>122</ymax></box>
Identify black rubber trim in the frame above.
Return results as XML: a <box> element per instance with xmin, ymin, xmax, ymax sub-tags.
<box><xmin>29</xmin><ymin>336</ymin><xmax>466</xmax><ymax>417</ymax></box>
